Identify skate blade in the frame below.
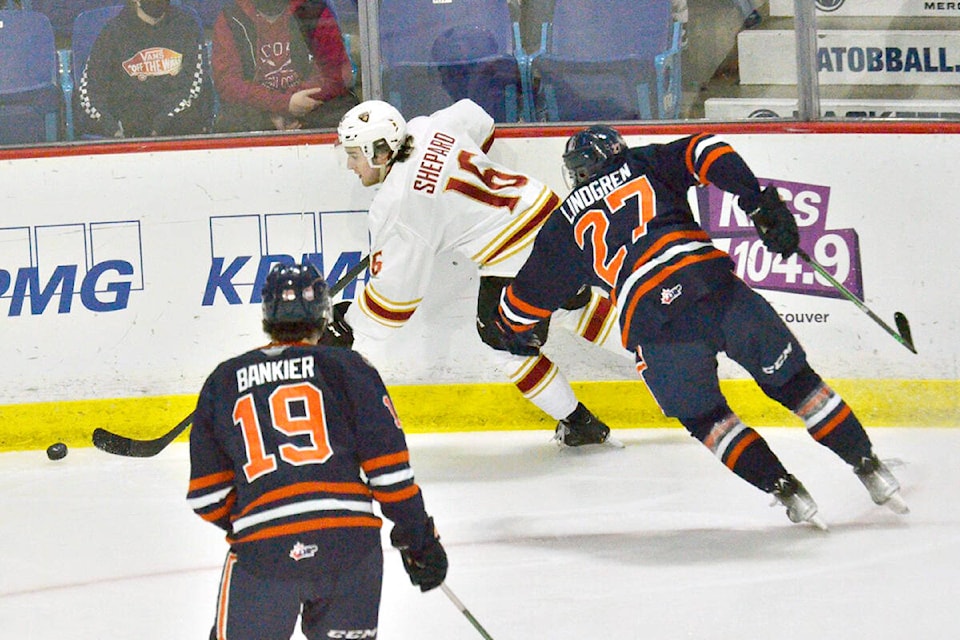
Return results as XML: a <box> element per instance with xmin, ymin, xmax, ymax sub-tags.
<box><xmin>603</xmin><ymin>434</ymin><xmax>626</xmax><ymax>449</ymax></box>
<box><xmin>552</xmin><ymin>434</ymin><xmax>626</xmax><ymax>450</ymax></box>
<box><xmin>881</xmin><ymin>491</ymin><xmax>910</xmax><ymax>515</ymax></box>
<box><xmin>808</xmin><ymin>514</ymin><xmax>829</xmax><ymax>531</ymax></box>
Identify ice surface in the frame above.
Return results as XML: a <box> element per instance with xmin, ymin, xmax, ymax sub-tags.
<box><xmin>1</xmin><ymin>428</ymin><xmax>957</xmax><ymax>639</ymax></box>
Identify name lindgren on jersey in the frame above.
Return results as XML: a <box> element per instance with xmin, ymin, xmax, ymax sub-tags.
<box><xmin>502</xmin><ymin>134</ymin><xmax>762</xmax><ymax>349</ymax></box>
<box><xmin>558</xmin><ymin>163</ymin><xmax>635</xmax><ymax>222</ymax></box>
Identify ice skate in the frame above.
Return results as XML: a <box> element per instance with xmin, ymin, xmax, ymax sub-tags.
<box><xmin>854</xmin><ymin>454</ymin><xmax>909</xmax><ymax>514</ymax></box>
<box><xmin>554</xmin><ymin>403</ymin><xmax>623</xmax><ymax>448</ymax></box>
<box><xmin>771</xmin><ymin>475</ymin><xmax>827</xmax><ymax>530</ymax></box>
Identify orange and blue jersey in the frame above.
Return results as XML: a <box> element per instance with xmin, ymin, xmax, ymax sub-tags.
<box><xmin>499</xmin><ymin>134</ymin><xmax>763</xmax><ymax>350</ymax></box>
<box><xmin>187</xmin><ymin>343</ymin><xmax>429</xmax><ymax>574</ymax></box>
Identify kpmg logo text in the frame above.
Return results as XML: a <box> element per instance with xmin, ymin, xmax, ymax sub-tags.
<box><xmin>201</xmin><ymin>212</ymin><xmax>368</xmax><ymax>306</ymax></box>
<box><xmin>0</xmin><ymin>222</ymin><xmax>143</xmax><ymax>316</ymax></box>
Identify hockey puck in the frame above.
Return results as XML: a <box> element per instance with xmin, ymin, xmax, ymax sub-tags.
<box><xmin>46</xmin><ymin>442</ymin><xmax>68</xmax><ymax>461</ymax></box>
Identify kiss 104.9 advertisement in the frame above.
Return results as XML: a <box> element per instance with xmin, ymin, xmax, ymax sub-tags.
<box><xmin>696</xmin><ymin>177</ymin><xmax>863</xmax><ymax>300</ymax></box>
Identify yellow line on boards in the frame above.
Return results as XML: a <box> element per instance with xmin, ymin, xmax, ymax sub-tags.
<box><xmin>1</xmin><ymin>379</ymin><xmax>956</xmax><ymax>452</ymax></box>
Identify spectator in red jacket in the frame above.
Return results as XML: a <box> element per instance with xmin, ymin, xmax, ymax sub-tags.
<box><xmin>211</xmin><ymin>0</ymin><xmax>357</xmax><ymax>133</ymax></box>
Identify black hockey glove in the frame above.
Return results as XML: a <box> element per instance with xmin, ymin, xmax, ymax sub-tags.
<box><xmin>391</xmin><ymin>516</ymin><xmax>448</xmax><ymax>592</ymax></box>
<box><xmin>748</xmin><ymin>186</ymin><xmax>799</xmax><ymax>257</ymax></box>
<box><xmin>319</xmin><ymin>301</ymin><xmax>354</xmax><ymax>348</ymax></box>
<box><xmin>488</xmin><ymin>316</ymin><xmax>542</xmax><ymax>357</ymax></box>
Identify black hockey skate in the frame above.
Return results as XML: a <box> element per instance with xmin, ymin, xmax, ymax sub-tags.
<box><xmin>771</xmin><ymin>474</ymin><xmax>827</xmax><ymax>530</ymax></box>
<box><xmin>854</xmin><ymin>454</ymin><xmax>909</xmax><ymax>514</ymax></box>
<box><xmin>554</xmin><ymin>403</ymin><xmax>621</xmax><ymax>448</ymax></box>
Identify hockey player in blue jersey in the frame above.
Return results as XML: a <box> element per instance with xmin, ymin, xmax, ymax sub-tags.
<box><xmin>188</xmin><ymin>263</ymin><xmax>447</xmax><ymax>640</ymax></box>
<box><xmin>491</xmin><ymin>125</ymin><xmax>908</xmax><ymax>528</ymax></box>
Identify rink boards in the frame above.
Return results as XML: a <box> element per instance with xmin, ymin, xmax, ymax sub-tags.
<box><xmin>0</xmin><ymin>123</ymin><xmax>957</xmax><ymax>449</ymax></box>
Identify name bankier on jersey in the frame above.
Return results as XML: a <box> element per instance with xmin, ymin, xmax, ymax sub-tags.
<box><xmin>187</xmin><ymin>343</ymin><xmax>428</xmax><ymax>574</ymax></box>
<box><xmin>501</xmin><ymin>134</ymin><xmax>763</xmax><ymax>350</ymax></box>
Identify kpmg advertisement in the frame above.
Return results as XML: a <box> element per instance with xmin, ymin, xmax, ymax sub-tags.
<box><xmin>0</xmin><ymin>132</ymin><xmax>956</xmax><ymax>415</ymax></box>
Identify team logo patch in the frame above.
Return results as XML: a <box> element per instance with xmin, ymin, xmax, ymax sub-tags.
<box><xmin>762</xmin><ymin>342</ymin><xmax>794</xmax><ymax>375</ymax></box>
<box><xmin>289</xmin><ymin>541</ymin><xmax>319</xmax><ymax>561</ymax></box>
<box><xmin>122</xmin><ymin>48</ymin><xmax>183</xmax><ymax>80</ymax></box>
<box><xmin>660</xmin><ymin>283</ymin><xmax>682</xmax><ymax>305</ymax></box>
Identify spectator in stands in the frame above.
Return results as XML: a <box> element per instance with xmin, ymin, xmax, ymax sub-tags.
<box><xmin>76</xmin><ymin>0</ymin><xmax>211</xmax><ymax>138</ymax></box>
<box><xmin>212</xmin><ymin>0</ymin><xmax>358</xmax><ymax>133</ymax></box>
<box><xmin>291</xmin><ymin>0</ymin><xmax>355</xmax><ymax>89</ymax></box>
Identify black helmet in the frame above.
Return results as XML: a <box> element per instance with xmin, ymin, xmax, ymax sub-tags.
<box><xmin>261</xmin><ymin>263</ymin><xmax>331</xmax><ymax>329</ymax></box>
<box><xmin>562</xmin><ymin>125</ymin><xmax>627</xmax><ymax>188</ymax></box>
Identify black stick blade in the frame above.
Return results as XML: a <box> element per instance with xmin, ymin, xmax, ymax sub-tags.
<box><xmin>92</xmin><ymin>427</ymin><xmax>135</xmax><ymax>456</ymax></box>
<box><xmin>894</xmin><ymin>312</ymin><xmax>917</xmax><ymax>354</ymax></box>
<box><xmin>92</xmin><ymin>414</ymin><xmax>193</xmax><ymax>458</ymax></box>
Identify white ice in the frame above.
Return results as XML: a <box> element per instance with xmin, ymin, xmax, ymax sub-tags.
<box><xmin>2</xmin><ymin>427</ymin><xmax>958</xmax><ymax>639</ymax></box>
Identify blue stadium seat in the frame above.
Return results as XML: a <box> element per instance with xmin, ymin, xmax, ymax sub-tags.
<box><xmin>529</xmin><ymin>0</ymin><xmax>682</xmax><ymax>122</ymax></box>
<box><xmin>323</xmin><ymin>0</ymin><xmax>358</xmax><ymax>86</ymax></box>
<box><xmin>0</xmin><ymin>9</ymin><xmax>62</xmax><ymax>144</ymax></box>
<box><xmin>20</xmin><ymin>1</ymin><xmax>117</xmax><ymax>41</ymax></box>
<box><xmin>178</xmin><ymin>0</ymin><xmax>223</xmax><ymax>29</ymax></box>
<box><xmin>378</xmin><ymin>0</ymin><xmax>526</xmax><ymax>122</ymax></box>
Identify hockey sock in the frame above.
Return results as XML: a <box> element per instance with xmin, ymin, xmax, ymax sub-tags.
<box><xmin>683</xmin><ymin>406</ymin><xmax>788</xmax><ymax>493</ymax></box>
<box><xmin>508</xmin><ymin>352</ymin><xmax>578</xmax><ymax>420</ymax></box>
<box><xmin>792</xmin><ymin>382</ymin><xmax>872</xmax><ymax>466</ymax></box>
<box><xmin>761</xmin><ymin>366</ymin><xmax>873</xmax><ymax>466</ymax></box>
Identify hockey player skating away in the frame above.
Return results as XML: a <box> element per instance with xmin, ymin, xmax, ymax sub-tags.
<box><xmin>188</xmin><ymin>263</ymin><xmax>448</xmax><ymax>639</ymax></box>
<box><xmin>491</xmin><ymin>126</ymin><xmax>908</xmax><ymax>528</ymax></box>
<box><xmin>331</xmin><ymin>98</ymin><xmax>624</xmax><ymax>447</ymax></box>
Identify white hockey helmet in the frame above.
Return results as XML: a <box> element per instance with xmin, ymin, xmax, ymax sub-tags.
<box><xmin>337</xmin><ymin>100</ymin><xmax>407</xmax><ymax>165</ymax></box>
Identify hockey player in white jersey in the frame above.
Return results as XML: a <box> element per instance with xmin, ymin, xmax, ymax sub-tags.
<box><xmin>331</xmin><ymin>98</ymin><xmax>622</xmax><ymax>447</ymax></box>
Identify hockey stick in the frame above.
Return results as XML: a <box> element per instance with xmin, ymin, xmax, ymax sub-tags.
<box><xmin>796</xmin><ymin>249</ymin><xmax>916</xmax><ymax>354</ymax></box>
<box><xmin>441</xmin><ymin>583</ymin><xmax>495</xmax><ymax>640</ymax></box>
<box><xmin>92</xmin><ymin>255</ymin><xmax>371</xmax><ymax>457</ymax></box>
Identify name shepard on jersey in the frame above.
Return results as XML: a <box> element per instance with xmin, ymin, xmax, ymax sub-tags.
<box><xmin>558</xmin><ymin>163</ymin><xmax>634</xmax><ymax>222</ymax></box>
<box><xmin>236</xmin><ymin>355</ymin><xmax>315</xmax><ymax>393</ymax></box>
<box><xmin>413</xmin><ymin>130</ymin><xmax>457</xmax><ymax>195</ymax></box>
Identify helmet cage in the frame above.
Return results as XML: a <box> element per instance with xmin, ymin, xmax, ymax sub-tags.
<box><xmin>562</xmin><ymin>126</ymin><xmax>627</xmax><ymax>189</ymax></box>
<box><xmin>261</xmin><ymin>263</ymin><xmax>332</xmax><ymax>330</ymax></box>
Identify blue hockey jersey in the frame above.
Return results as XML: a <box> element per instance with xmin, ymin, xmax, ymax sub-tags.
<box><xmin>499</xmin><ymin>134</ymin><xmax>763</xmax><ymax>349</ymax></box>
<box><xmin>187</xmin><ymin>342</ymin><xmax>429</xmax><ymax>575</ymax></box>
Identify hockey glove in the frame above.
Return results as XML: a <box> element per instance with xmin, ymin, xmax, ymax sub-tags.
<box><xmin>319</xmin><ymin>301</ymin><xmax>354</xmax><ymax>348</ymax></box>
<box><xmin>488</xmin><ymin>316</ymin><xmax>542</xmax><ymax>357</ymax></box>
<box><xmin>748</xmin><ymin>186</ymin><xmax>799</xmax><ymax>257</ymax></box>
<box><xmin>391</xmin><ymin>516</ymin><xmax>448</xmax><ymax>592</ymax></box>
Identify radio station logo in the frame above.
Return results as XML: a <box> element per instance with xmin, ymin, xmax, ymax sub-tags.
<box><xmin>0</xmin><ymin>221</ymin><xmax>143</xmax><ymax>316</ymax></box>
<box><xmin>695</xmin><ymin>179</ymin><xmax>864</xmax><ymax>300</ymax></box>
<box><xmin>202</xmin><ymin>211</ymin><xmax>368</xmax><ymax>307</ymax></box>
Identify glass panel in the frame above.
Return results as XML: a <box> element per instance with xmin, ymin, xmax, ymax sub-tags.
<box><xmin>808</xmin><ymin>0</ymin><xmax>960</xmax><ymax>122</ymax></box>
<box><xmin>4</xmin><ymin>0</ymin><xmax>960</xmax><ymax>149</ymax></box>
<box><xmin>689</xmin><ymin>0</ymin><xmax>803</xmax><ymax>121</ymax></box>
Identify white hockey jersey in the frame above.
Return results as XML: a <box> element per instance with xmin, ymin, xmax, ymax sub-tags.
<box><xmin>345</xmin><ymin>99</ymin><xmax>560</xmax><ymax>342</ymax></box>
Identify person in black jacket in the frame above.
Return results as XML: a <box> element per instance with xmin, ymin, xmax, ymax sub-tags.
<box><xmin>76</xmin><ymin>0</ymin><xmax>211</xmax><ymax>138</ymax></box>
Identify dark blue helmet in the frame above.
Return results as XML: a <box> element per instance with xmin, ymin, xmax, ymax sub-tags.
<box><xmin>261</xmin><ymin>263</ymin><xmax>332</xmax><ymax>329</ymax></box>
<box><xmin>562</xmin><ymin>126</ymin><xmax>627</xmax><ymax>188</ymax></box>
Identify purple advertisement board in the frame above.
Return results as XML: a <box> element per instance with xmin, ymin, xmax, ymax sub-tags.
<box><xmin>696</xmin><ymin>178</ymin><xmax>863</xmax><ymax>299</ymax></box>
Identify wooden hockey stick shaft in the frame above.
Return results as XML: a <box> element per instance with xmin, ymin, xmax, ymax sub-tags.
<box><xmin>441</xmin><ymin>583</ymin><xmax>495</xmax><ymax>640</ymax></box>
<box><xmin>92</xmin><ymin>255</ymin><xmax>371</xmax><ymax>457</ymax></box>
<box><xmin>797</xmin><ymin>249</ymin><xmax>916</xmax><ymax>354</ymax></box>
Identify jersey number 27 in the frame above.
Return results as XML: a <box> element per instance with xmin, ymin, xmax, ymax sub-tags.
<box><xmin>573</xmin><ymin>175</ymin><xmax>655</xmax><ymax>287</ymax></box>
